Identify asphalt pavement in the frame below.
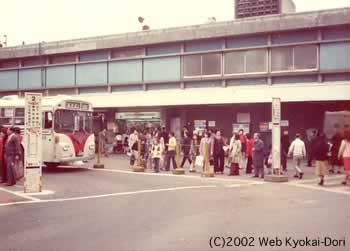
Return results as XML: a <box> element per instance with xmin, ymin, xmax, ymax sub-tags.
<box><xmin>0</xmin><ymin>155</ymin><xmax>349</xmax><ymax>251</ymax></box>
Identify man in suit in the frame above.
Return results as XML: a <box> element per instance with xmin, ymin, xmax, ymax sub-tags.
<box><xmin>252</xmin><ymin>133</ymin><xmax>265</xmax><ymax>178</ymax></box>
<box><xmin>5</xmin><ymin>127</ymin><xmax>21</xmax><ymax>186</ymax></box>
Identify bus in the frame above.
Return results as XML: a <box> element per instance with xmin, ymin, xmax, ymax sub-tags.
<box><xmin>0</xmin><ymin>95</ymin><xmax>95</xmax><ymax>167</ymax></box>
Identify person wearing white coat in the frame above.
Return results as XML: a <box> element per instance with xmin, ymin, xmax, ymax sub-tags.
<box><xmin>288</xmin><ymin>133</ymin><xmax>306</xmax><ymax>179</ymax></box>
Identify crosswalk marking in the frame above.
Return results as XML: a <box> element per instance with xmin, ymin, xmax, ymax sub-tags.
<box><xmin>287</xmin><ymin>177</ymin><xmax>350</xmax><ymax>195</ymax></box>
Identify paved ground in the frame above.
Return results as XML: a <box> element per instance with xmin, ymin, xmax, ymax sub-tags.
<box><xmin>0</xmin><ymin>155</ymin><xmax>349</xmax><ymax>251</ymax></box>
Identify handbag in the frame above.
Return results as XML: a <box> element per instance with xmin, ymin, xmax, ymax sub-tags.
<box><xmin>195</xmin><ymin>156</ymin><xmax>204</xmax><ymax>167</ymax></box>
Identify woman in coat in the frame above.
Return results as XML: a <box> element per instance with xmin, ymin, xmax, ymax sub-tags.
<box><xmin>0</xmin><ymin>127</ymin><xmax>7</xmax><ymax>183</ymax></box>
<box><xmin>228</xmin><ymin>133</ymin><xmax>242</xmax><ymax>176</ymax></box>
<box><xmin>338</xmin><ymin>129</ymin><xmax>350</xmax><ymax>185</ymax></box>
<box><xmin>330</xmin><ymin>132</ymin><xmax>343</xmax><ymax>174</ymax></box>
<box><xmin>245</xmin><ymin>133</ymin><xmax>253</xmax><ymax>174</ymax></box>
<box><xmin>151</xmin><ymin>138</ymin><xmax>162</xmax><ymax>173</ymax></box>
<box><xmin>199</xmin><ymin>132</ymin><xmax>210</xmax><ymax>171</ymax></box>
<box><xmin>314</xmin><ymin>133</ymin><xmax>330</xmax><ymax>186</ymax></box>
<box><xmin>189</xmin><ymin>134</ymin><xmax>200</xmax><ymax>172</ymax></box>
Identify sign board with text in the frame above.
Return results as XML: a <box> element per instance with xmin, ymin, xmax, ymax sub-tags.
<box><xmin>272</xmin><ymin>98</ymin><xmax>281</xmax><ymax>171</ymax></box>
<box><xmin>24</xmin><ymin>93</ymin><xmax>43</xmax><ymax>193</ymax></box>
<box><xmin>233</xmin><ymin>123</ymin><xmax>250</xmax><ymax>134</ymax></box>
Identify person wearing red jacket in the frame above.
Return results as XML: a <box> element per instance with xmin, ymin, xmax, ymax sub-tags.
<box><xmin>0</xmin><ymin>127</ymin><xmax>7</xmax><ymax>183</ymax></box>
<box><xmin>245</xmin><ymin>133</ymin><xmax>254</xmax><ymax>174</ymax></box>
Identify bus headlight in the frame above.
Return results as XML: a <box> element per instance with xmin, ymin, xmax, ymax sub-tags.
<box><xmin>63</xmin><ymin>146</ymin><xmax>69</xmax><ymax>151</ymax></box>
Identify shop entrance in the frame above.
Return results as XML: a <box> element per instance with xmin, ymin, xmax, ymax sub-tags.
<box><xmin>115</xmin><ymin>112</ymin><xmax>161</xmax><ymax>132</ymax></box>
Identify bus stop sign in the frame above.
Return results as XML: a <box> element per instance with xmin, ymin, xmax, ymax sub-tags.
<box><xmin>24</xmin><ymin>93</ymin><xmax>43</xmax><ymax>193</ymax></box>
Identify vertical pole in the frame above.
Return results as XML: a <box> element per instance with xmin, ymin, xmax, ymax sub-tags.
<box><xmin>93</xmin><ymin>137</ymin><xmax>104</xmax><ymax>168</ymax></box>
<box><xmin>202</xmin><ymin>142</ymin><xmax>214</xmax><ymax>177</ymax></box>
<box><xmin>204</xmin><ymin>142</ymin><xmax>209</xmax><ymax>173</ymax></box>
<box><xmin>97</xmin><ymin>142</ymin><xmax>101</xmax><ymax>164</ymax></box>
<box><xmin>173</xmin><ymin>140</ymin><xmax>185</xmax><ymax>174</ymax></box>
<box><xmin>176</xmin><ymin>144</ymin><xmax>180</xmax><ymax>168</ymax></box>
<box><xmin>132</xmin><ymin>139</ymin><xmax>144</xmax><ymax>172</ymax></box>
<box><xmin>137</xmin><ymin>140</ymin><xmax>141</xmax><ymax>167</ymax></box>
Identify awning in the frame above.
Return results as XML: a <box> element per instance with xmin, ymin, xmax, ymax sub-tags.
<box><xmin>78</xmin><ymin>82</ymin><xmax>350</xmax><ymax>108</ymax></box>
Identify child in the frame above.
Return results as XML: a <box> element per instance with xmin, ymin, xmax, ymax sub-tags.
<box><xmin>151</xmin><ymin>139</ymin><xmax>162</xmax><ymax>173</ymax></box>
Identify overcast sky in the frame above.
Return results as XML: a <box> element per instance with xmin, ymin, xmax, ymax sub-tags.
<box><xmin>1</xmin><ymin>0</ymin><xmax>349</xmax><ymax>47</ymax></box>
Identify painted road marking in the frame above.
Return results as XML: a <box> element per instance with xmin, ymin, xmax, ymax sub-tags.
<box><xmin>89</xmin><ymin>168</ymin><xmax>265</xmax><ymax>185</ymax></box>
<box><xmin>0</xmin><ymin>185</ymin><xmax>217</xmax><ymax>207</ymax></box>
<box><xmin>287</xmin><ymin>182</ymin><xmax>350</xmax><ymax>195</ymax></box>
<box><xmin>225</xmin><ymin>182</ymin><xmax>263</xmax><ymax>188</ymax></box>
<box><xmin>0</xmin><ymin>186</ymin><xmax>40</xmax><ymax>202</ymax></box>
<box><xmin>290</xmin><ymin>175</ymin><xmax>344</xmax><ymax>184</ymax></box>
<box><xmin>15</xmin><ymin>190</ymin><xmax>55</xmax><ymax>196</ymax></box>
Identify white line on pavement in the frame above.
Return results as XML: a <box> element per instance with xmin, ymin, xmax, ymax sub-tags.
<box><xmin>15</xmin><ymin>190</ymin><xmax>55</xmax><ymax>196</ymax></box>
<box><xmin>89</xmin><ymin>168</ymin><xmax>265</xmax><ymax>184</ymax></box>
<box><xmin>289</xmin><ymin>175</ymin><xmax>344</xmax><ymax>184</ymax></box>
<box><xmin>0</xmin><ymin>186</ymin><xmax>41</xmax><ymax>202</ymax></box>
<box><xmin>225</xmin><ymin>182</ymin><xmax>262</xmax><ymax>188</ymax></box>
<box><xmin>0</xmin><ymin>185</ymin><xmax>216</xmax><ymax>207</ymax></box>
<box><xmin>286</xmin><ymin>182</ymin><xmax>350</xmax><ymax>195</ymax></box>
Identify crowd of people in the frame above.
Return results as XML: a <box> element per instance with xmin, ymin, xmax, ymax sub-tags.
<box><xmin>0</xmin><ymin>126</ymin><xmax>23</xmax><ymax>186</ymax></box>
<box><xmin>97</xmin><ymin>125</ymin><xmax>350</xmax><ymax>187</ymax></box>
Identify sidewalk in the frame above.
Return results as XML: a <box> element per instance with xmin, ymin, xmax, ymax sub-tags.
<box><xmin>96</xmin><ymin>154</ymin><xmax>344</xmax><ymax>182</ymax></box>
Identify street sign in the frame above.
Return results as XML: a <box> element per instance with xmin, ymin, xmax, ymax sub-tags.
<box><xmin>272</xmin><ymin>98</ymin><xmax>281</xmax><ymax>123</ymax></box>
<box><xmin>24</xmin><ymin>93</ymin><xmax>43</xmax><ymax>193</ymax></box>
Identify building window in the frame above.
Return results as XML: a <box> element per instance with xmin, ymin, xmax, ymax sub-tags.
<box><xmin>320</xmin><ymin>42</ymin><xmax>350</xmax><ymax>71</ymax></box>
<box><xmin>183</xmin><ymin>53</ymin><xmax>221</xmax><ymax>77</ymax></box>
<box><xmin>0</xmin><ymin>60</ymin><xmax>19</xmax><ymax>69</ymax></box>
<box><xmin>271</xmin><ymin>47</ymin><xmax>293</xmax><ymax>71</ymax></box>
<box><xmin>245</xmin><ymin>50</ymin><xmax>267</xmax><ymax>72</ymax></box>
<box><xmin>146</xmin><ymin>43</ymin><xmax>181</xmax><ymax>56</ymax></box>
<box><xmin>271</xmin><ymin>30</ymin><xmax>318</xmax><ymax>44</ymax></box>
<box><xmin>22</xmin><ymin>57</ymin><xmax>47</xmax><ymax>67</ymax></box>
<box><xmin>185</xmin><ymin>39</ymin><xmax>223</xmax><ymax>52</ymax></box>
<box><xmin>79</xmin><ymin>50</ymin><xmax>109</xmax><ymax>62</ymax></box>
<box><xmin>271</xmin><ymin>45</ymin><xmax>317</xmax><ymax>72</ymax></box>
<box><xmin>226</xmin><ymin>35</ymin><xmax>268</xmax><ymax>49</ymax></box>
<box><xmin>111</xmin><ymin>47</ymin><xmax>144</xmax><ymax>59</ymax></box>
<box><xmin>294</xmin><ymin>45</ymin><xmax>318</xmax><ymax>70</ymax></box>
<box><xmin>202</xmin><ymin>54</ymin><xmax>221</xmax><ymax>75</ymax></box>
<box><xmin>183</xmin><ymin>55</ymin><xmax>201</xmax><ymax>76</ymax></box>
<box><xmin>224</xmin><ymin>49</ymin><xmax>267</xmax><ymax>74</ymax></box>
<box><xmin>49</xmin><ymin>54</ymin><xmax>76</xmax><ymax>64</ymax></box>
<box><xmin>322</xmin><ymin>25</ymin><xmax>350</xmax><ymax>40</ymax></box>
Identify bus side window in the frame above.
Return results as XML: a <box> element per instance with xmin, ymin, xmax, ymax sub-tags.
<box><xmin>44</xmin><ymin>112</ymin><xmax>53</xmax><ymax>129</ymax></box>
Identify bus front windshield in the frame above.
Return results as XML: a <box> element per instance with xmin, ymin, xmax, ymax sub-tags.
<box><xmin>54</xmin><ymin>110</ymin><xmax>93</xmax><ymax>134</ymax></box>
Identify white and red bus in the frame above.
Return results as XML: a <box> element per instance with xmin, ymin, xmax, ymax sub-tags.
<box><xmin>0</xmin><ymin>95</ymin><xmax>95</xmax><ymax>167</ymax></box>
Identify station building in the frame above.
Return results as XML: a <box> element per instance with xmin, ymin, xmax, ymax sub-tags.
<box><xmin>0</xmin><ymin>7</ymin><xmax>350</xmax><ymax>144</ymax></box>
